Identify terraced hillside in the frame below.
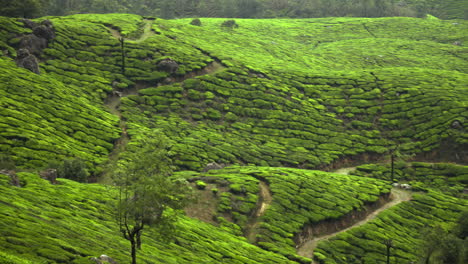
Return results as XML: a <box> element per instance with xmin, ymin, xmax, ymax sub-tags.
<box><xmin>0</xmin><ymin>13</ymin><xmax>467</xmax><ymax>264</ymax></box>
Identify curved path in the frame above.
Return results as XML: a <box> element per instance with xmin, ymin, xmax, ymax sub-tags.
<box><xmin>297</xmin><ymin>188</ymin><xmax>412</xmax><ymax>259</ymax></box>
<box><xmin>100</xmin><ymin>19</ymin><xmax>225</xmax><ymax>183</ymax></box>
<box><xmin>245</xmin><ymin>181</ymin><xmax>273</xmax><ymax>243</ymax></box>
<box><xmin>108</xmin><ymin>18</ymin><xmax>156</xmax><ymax>42</ymax></box>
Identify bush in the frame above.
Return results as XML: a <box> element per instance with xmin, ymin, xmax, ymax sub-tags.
<box><xmin>53</xmin><ymin>158</ymin><xmax>89</xmax><ymax>183</ymax></box>
<box><xmin>0</xmin><ymin>154</ymin><xmax>15</xmax><ymax>170</ymax></box>
<box><xmin>195</xmin><ymin>180</ymin><xmax>206</xmax><ymax>190</ymax></box>
<box><xmin>190</xmin><ymin>18</ymin><xmax>202</xmax><ymax>26</ymax></box>
<box><xmin>221</xmin><ymin>20</ymin><xmax>239</xmax><ymax>29</ymax></box>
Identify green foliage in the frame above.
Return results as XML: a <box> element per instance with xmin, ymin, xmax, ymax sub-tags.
<box><xmin>0</xmin><ymin>172</ymin><xmax>296</xmax><ymax>263</ymax></box>
<box><xmin>351</xmin><ymin>162</ymin><xmax>468</xmax><ymax>197</ymax></box>
<box><xmin>113</xmin><ymin>131</ymin><xmax>192</xmax><ymax>263</ymax></box>
<box><xmin>55</xmin><ymin>158</ymin><xmax>89</xmax><ymax>183</ymax></box>
<box><xmin>314</xmin><ymin>191</ymin><xmax>467</xmax><ymax>264</ymax></box>
<box><xmin>190</xmin><ymin>18</ymin><xmax>202</xmax><ymax>26</ymax></box>
<box><xmin>196</xmin><ymin>180</ymin><xmax>207</xmax><ymax>190</ymax></box>
<box><xmin>0</xmin><ymin>0</ymin><xmax>44</xmax><ymax>18</ymax></box>
<box><xmin>179</xmin><ymin>166</ymin><xmax>390</xmax><ymax>261</ymax></box>
<box><xmin>221</xmin><ymin>20</ymin><xmax>239</xmax><ymax>29</ymax></box>
<box><xmin>31</xmin><ymin>0</ymin><xmax>468</xmax><ymax>19</ymax></box>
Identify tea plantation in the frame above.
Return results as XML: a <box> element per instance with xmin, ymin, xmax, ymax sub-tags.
<box><xmin>0</xmin><ymin>13</ymin><xmax>467</xmax><ymax>264</ymax></box>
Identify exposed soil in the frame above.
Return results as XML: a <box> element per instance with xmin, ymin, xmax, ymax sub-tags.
<box><xmin>296</xmin><ymin>188</ymin><xmax>412</xmax><ymax>260</ymax></box>
<box><xmin>332</xmin><ymin>167</ymin><xmax>356</xmax><ymax>175</ymax></box>
<box><xmin>108</xmin><ymin>19</ymin><xmax>156</xmax><ymax>42</ymax></box>
<box><xmin>99</xmin><ymin>20</ymin><xmax>226</xmax><ymax>183</ymax></box>
<box><xmin>185</xmin><ymin>184</ymin><xmax>226</xmax><ymax>224</ymax></box>
<box><xmin>244</xmin><ymin>181</ymin><xmax>273</xmax><ymax>243</ymax></box>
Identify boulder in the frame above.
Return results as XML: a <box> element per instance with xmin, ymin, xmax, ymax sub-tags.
<box><xmin>33</xmin><ymin>25</ymin><xmax>56</xmax><ymax>41</ymax></box>
<box><xmin>400</xmin><ymin>183</ymin><xmax>412</xmax><ymax>189</ymax></box>
<box><xmin>19</xmin><ymin>34</ymin><xmax>47</xmax><ymax>56</ymax></box>
<box><xmin>451</xmin><ymin>120</ymin><xmax>463</xmax><ymax>129</ymax></box>
<box><xmin>41</xmin><ymin>19</ymin><xmax>53</xmax><ymax>28</ymax></box>
<box><xmin>39</xmin><ymin>169</ymin><xmax>57</xmax><ymax>184</ymax></box>
<box><xmin>16</xmin><ymin>48</ymin><xmax>40</xmax><ymax>74</ymax></box>
<box><xmin>157</xmin><ymin>58</ymin><xmax>179</xmax><ymax>73</ymax></box>
<box><xmin>203</xmin><ymin>162</ymin><xmax>225</xmax><ymax>172</ymax></box>
<box><xmin>91</xmin><ymin>255</ymin><xmax>118</xmax><ymax>264</ymax></box>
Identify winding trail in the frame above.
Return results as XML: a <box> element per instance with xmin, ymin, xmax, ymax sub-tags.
<box><xmin>245</xmin><ymin>181</ymin><xmax>273</xmax><ymax>243</ymax></box>
<box><xmin>296</xmin><ymin>188</ymin><xmax>412</xmax><ymax>260</ymax></box>
<box><xmin>99</xmin><ymin>19</ymin><xmax>225</xmax><ymax>183</ymax></box>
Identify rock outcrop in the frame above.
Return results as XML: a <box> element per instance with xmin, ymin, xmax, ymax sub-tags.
<box><xmin>15</xmin><ymin>48</ymin><xmax>40</xmax><ymax>74</ymax></box>
<box><xmin>15</xmin><ymin>19</ymin><xmax>56</xmax><ymax>74</ymax></box>
<box><xmin>157</xmin><ymin>58</ymin><xmax>179</xmax><ymax>73</ymax></box>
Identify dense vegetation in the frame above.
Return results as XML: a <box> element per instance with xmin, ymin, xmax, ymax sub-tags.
<box><xmin>1</xmin><ymin>0</ymin><xmax>468</xmax><ymax>19</ymax></box>
<box><xmin>0</xmin><ymin>171</ymin><xmax>297</xmax><ymax>264</ymax></box>
<box><xmin>0</xmin><ymin>12</ymin><xmax>467</xmax><ymax>264</ymax></box>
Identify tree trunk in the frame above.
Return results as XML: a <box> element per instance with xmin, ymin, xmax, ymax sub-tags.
<box><xmin>390</xmin><ymin>153</ymin><xmax>395</xmax><ymax>182</ymax></box>
<box><xmin>137</xmin><ymin>230</ymin><xmax>142</xmax><ymax>250</ymax></box>
<box><xmin>386</xmin><ymin>245</ymin><xmax>390</xmax><ymax>264</ymax></box>
<box><xmin>130</xmin><ymin>237</ymin><xmax>137</xmax><ymax>264</ymax></box>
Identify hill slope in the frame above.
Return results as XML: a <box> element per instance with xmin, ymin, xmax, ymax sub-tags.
<box><xmin>0</xmin><ymin>14</ymin><xmax>467</xmax><ymax>264</ymax></box>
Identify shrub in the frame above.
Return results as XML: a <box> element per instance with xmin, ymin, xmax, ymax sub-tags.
<box><xmin>195</xmin><ymin>180</ymin><xmax>206</xmax><ymax>190</ymax></box>
<box><xmin>0</xmin><ymin>154</ymin><xmax>15</xmax><ymax>170</ymax></box>
<box><xmin>190</xmin><ymin>18</ymin><xmax>202</xmax><ymax>26</ymax></box>
<box><xmin>221</xmin><ymin>20</ymin><xmax>239</xmax><ymax>29</ymax></box>
<box><xmin>53</xmin><ymin>158</ymin><xmax>89</xmax><ymax>183</ymax></box>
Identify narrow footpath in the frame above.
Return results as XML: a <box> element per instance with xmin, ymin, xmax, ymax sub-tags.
<box><xmin>245</xmin><ymin>181</ymin><xmax>273</xmax><ymax>243</ymax></box>
<box><xmin>99</xmin><ymin>19</ymin><xmax>225</xmax><ymax>183</ymax></box>
<box><xmin>297</xmin><ymin>186</ymin><xmax>412</xmax><ymax>260</ymax></box>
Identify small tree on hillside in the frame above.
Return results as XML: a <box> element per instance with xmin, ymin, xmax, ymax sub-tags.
<box><xmin>113</xmin><ymin>132</ymin><xmax>192</xmax><ymax>264</ymax></box>
<box><xmin>387</xmin><ymin>144</ymin><xmax>414</xmax><ymax>182</ymax></box>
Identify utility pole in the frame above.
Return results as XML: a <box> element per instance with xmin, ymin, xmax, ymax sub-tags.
<box><xmin>120</xmin><ymin>37</ymin><xmax>125</xmax><ymax>75</ymax></box>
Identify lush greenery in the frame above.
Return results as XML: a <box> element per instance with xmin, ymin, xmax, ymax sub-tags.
<box><xmin>313</xmin><ymin>191</ymin><xmax>466</xmax><ymax>263</ymax></box>
<box><xmin>0</xmin><ymin>12</ymin><xmax>467</xmax><ymax>264</ymax></box>
<box><xmin>182</xmin><ymin>166</ymin><xmax>390</xmax><ymax>262</ymax></box>
<box><xmin>351</xmin><ymin>162</ymin><xmax>468</xmax><ymax>197</ymax></box>
<box><xmin>2</xmin><ymin>0</ymin><xmax>467</xmax><ymax>19</ymax></box>
<box><xmin>0</xmin><ymin>171</ymin><xmax>297</xmax><ymax>263</ymax></box>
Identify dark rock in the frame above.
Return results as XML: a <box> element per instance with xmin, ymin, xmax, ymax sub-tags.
<box><xmin>451</xmin><ymin>120</ymin><xmax>463</xmax><ymax>129</ymax></box>
<box><xmin>16</xmin><ymin>48</ymin><xmax>40</xmax><ymax>74</ymax></box>
<box><xmin>0</xmin><ymin>170</ymin><xmax>20</xmax><ymax>187</ymax></box>
<box><xmin>19</xmin><ymin>34</ymin><xmax>47</xmax><ymax>56</ymax></box>
<box><xmin>33</xmin><ymin>25</ymin><xmax>56</xmax><ymax>41</ymax></box>
<box><xmin>19</xmin><ymin>18</ymin><xmax>38</xmax><ymax>29</ymax></box>
<box><xmin>41</xmin><ymin>19</ymin><xmax>53</xmax><ymax>28</ymax></box>
<box><xmin>157</xmin><ymin>58</ymin><xmax>179</xmax><ymax>73</ymax></box>
<box><xmin>39</xmin><ymin>169</ymin><xmax>57</xmax><ymax>184</ymax></box>
<box><xmin>203</xmin><ymin>162</ymin><xmax>225</xmax><ymax>172</ymax></box>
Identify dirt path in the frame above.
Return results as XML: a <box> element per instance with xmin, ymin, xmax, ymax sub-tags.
<box><xmin>332</xmin><ymin>167</ymin><xmax>356</xmax><ymax>175</ymax></box>
<box><xmin>245</xmin><ymin>181</ymin><xmax>273</xmax><ymax>243</ymax></box>
<box><xmin>297</xmin><ymin>188</ymin><xmax>412</xmax><ymax>259</ymax></box>
<box><xmin>108</xmin><ymin>19</ymin><xmax>155</xmax><ymax>42</ymax></box>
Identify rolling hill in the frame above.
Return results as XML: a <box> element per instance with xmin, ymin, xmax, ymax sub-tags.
<box><xmin>0</xmin><ymin>13</ymin><xmax>467</xmax><ymax>264</ymax></box>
